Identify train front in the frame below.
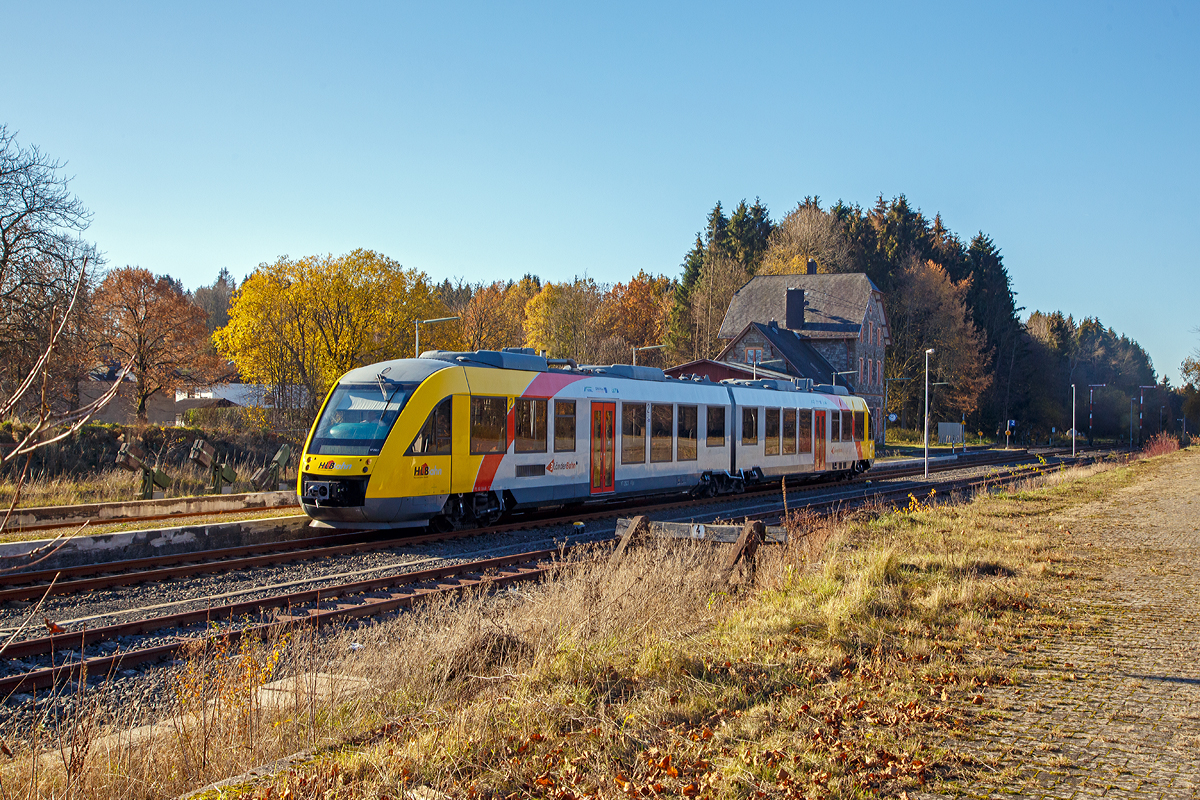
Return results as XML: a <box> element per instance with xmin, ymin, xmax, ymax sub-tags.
<box><xmin>298</xmin><ymin>358</ymin><xmax>451</xmax><ymax>528</ymax></box>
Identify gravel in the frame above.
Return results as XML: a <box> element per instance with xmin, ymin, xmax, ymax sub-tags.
<box><xmin>0</xmin><ymin>449</ymin><xmax>1091</xmax><ymax>735</ymax></box>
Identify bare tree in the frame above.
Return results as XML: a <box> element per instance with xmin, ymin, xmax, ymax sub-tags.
<box><xmin>759</xmin><ymin>203</ymin><xmax>852</xmax><ymax>275</ymax></box>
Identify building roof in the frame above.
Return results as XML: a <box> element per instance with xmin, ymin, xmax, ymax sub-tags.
<box><xmin>717</xmin><ymin>322</ymin><xmax>852</xmax><ymax>392</ymax></box>
<box><xmin>717</xmin><ymin>272</ymin><xmax>881</xmax><ymax>340</ymax></box>
<box><xmin>663</xmin><ymin>359</ymin><xmax>794</xmax><ymax>383</ymax></box>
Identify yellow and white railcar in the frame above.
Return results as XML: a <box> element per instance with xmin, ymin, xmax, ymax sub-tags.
<box><xmin>298</xmin><ymin>349</ymin><xmax>873</xmax><ymax>529</ymax></box>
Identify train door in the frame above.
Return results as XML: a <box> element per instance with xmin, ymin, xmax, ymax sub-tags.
<box><xmin>590</xmin><ymin>402</ymin><xmax>615</xmax><ymax>494</ymax></box>
<box><xmin>814</xmin><ymin>409</ymin><xmax>826</xmax><ymax>471</ymax></box>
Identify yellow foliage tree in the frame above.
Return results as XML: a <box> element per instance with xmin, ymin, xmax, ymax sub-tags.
<box><xmin>523</xmin><ymin>277</ymin><xmax>604</xmax><ymax>363</ymax></box>
<box><xmin>214</xmin><ymin>250</ymin><xmax>451</xmax><ymax>426</ymax></box>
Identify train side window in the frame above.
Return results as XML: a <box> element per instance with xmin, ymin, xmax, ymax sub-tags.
<box><xmin>841</xmin><ymin>410</ymin><xmax>852</xmax><ymax>442</ymax></box>
<box><xmin>677</xmin><ymin>405</ymin><xmax>698</xmax><ymax>461</ymax></box>
<box><xmin>782</xmin><ymin>408</ymin><xmax>797</xmax><ymax>455</ymax></box>
<box><xmin>470</xmin><ymin>396</ymin><xmax>508</xmax><ymax>454</ymax></box>
<box><xmin>829</xmin><ymin>409</ymin><xmax>841</xmax><ymax>443</ymax></box>
<box><xmin>798</xmin><ymin>409</ymin><xmax>813</xmax><ymax>453</ymax></box>
<box><xmin>622</xmin><ymin>402</ymin><xmax>646</xmax><ymax>464</ymax></box>
<box><xmin>765</xmin><ymin>408</ymin><xmax>780</xmax><ymax>456</ymax></box>
<box><xmin>650</xmin><ymin>404</ymin><xmax>673</xmax><ymax>462</ymax></box>
<box><xmin>742</xmin><ymin>407</ymin><xmax>758</xmax><ymax>446</ymax></box>
<box><xmin>514</xmin><ymin>398</ymin><xmax>547</xmax><ymax>453</ymax></box>
<box><xmin>407</xmin><ymin>397</ymin><xmax>452</xmax><ymax>456</ymax></box>
<box><xmin>854</xmin><ymin>410</ymin><xmax>866</xmax><ymax>441</ymax></box>
<box><xmin>706</xmin><ymin>406</ymin><xmax>725</xmax><ymax>447</ymax></box>
<box><xmin>554</xmin><ymin>400</ymin><xmax>576</xmax><ymax>452</ymax></box>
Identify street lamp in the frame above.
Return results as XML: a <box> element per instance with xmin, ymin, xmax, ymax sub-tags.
<box><xmin>414</xmin><ymin>316</ymin><xmax>459</xmax><ymax>358</ymax></box>
<box><xmin>924</xmin><ymin>348</ymin><xmax>934</xmax><ymax>478</ymax></box>
<box><xmin>633</xmin><ymin>344</ymin><xmax>665</xmax><ymax>366</ymax></box>
<box><xmin>1071</xmin><ymin>384</ymin><xmax>1076</xmax><ymax>457</ymax></box>
<box><xmin>832</xmin><ymin>369</ymin><xmax>857</xmax><ymax>388</ymax></box>
<box><xmin>1088</xmin><ymin>384</ymin><xmax>1106</xmax><ymax>446</ymax></box>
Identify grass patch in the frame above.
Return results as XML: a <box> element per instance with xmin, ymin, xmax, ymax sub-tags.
<box><xmin>4</xmin><ymin>452</ymin><xmax>1178</xmax><ymax>799</ymax></box>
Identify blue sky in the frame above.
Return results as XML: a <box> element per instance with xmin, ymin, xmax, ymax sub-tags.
<box><xmin>3</xmin><ymin>2</ymin><xmax>1196</xmax><ymax>383</ymax></box>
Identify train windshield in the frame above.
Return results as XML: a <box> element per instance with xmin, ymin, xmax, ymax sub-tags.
<box><xmin>309</xmin><ymin>382</ymin><xmax>418</xmax><ymax>456</ymax></box>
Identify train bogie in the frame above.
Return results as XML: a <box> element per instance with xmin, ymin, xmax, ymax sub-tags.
<box><xmin>298</xmin><ymin>350</ymin><xmax>873</xmax><ymax>529</ymax></box>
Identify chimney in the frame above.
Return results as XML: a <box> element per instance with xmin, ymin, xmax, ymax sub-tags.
<box><xmin>806</xmin><ymin>258</ymin><xmax>817</xmax><ymax>275</ymax></box>
<box><xmin>785</xmin><ymin>288</ymin><xmax>804</xmax><ymax>330</ymax></box>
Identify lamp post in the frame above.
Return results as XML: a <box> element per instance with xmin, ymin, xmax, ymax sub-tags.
<box><xmin>1071</xmin><ymin>384</ymin><xmax>1076</xmax><ymax>457</ymax></box>
<box><xmin>1088</xmin><ymin>384</ymin><xmax>1106</xmax><ymax>446</ymax></box>
<box><xmin>1137</xmin><ymin>385</ymin><xmax>1156</xmax><ymax>446</ymax></box>
<box><xmin>924</xmin><ymin>348</ymin><xmax>934</xmax><ymax>478</ymax></box>
<box><xmin>414</xmin><ymin>316</ymin><xmax>460</xmax><ymax>358</ymax></box>
<box><xmin>832</xmin><ymin>370</ymin><xmax>857</xmax><ymax>388</ymax></box>
<box><xmin>633</xmin><ymin>344</ymin><xmax>665</xmax><ymax>367</ymax></box>
<box><xmin>1130</xmin><ymin>397</ymin><xmax>1136</xmax><ymax>450</ymax></box>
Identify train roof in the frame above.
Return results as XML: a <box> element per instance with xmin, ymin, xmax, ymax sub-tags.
<box><xmin>409</xmin><ymin>348</ymin><xmax>856</xmax><ymax>396</ymax></box>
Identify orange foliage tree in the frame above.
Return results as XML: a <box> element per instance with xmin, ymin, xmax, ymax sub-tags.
<box><xmin>93</xmin><ymin>267</ymin><xmax>221</xmax><ymax>421</ymax></box>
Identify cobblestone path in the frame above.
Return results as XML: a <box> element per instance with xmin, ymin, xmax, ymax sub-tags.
<box><xmin>933</xmin><ymin>450</ymin><xmax>1200</xmax><ymax>798</ymax></box>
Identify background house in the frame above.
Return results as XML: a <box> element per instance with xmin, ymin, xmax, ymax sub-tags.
<box><xmin>714</xmin><ymin>269</ymin><xmax>890</xmax><ymax>442</ymax></box>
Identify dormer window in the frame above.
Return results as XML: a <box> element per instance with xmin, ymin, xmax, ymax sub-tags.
<box><xmin>746</xmin><ymin>348</ymin><xmax>763</xmax><ymax>364</ymax></box>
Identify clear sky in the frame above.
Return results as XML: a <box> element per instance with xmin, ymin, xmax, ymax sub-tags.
<box><xmin>3</xmin><ymin>2</ymin><xmax>1196</xmax><ymax>383</ymax></box>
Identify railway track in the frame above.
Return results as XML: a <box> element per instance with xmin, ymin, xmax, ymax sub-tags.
<box><xmin>0</xmin><ymin>448</ymin><xmax>1053</xmax><ymax>602</ymax></box>
<box><xmin>0</xmin><ymin>452</ymin><xmax>1106</xmax><ymax>695</ymax></box>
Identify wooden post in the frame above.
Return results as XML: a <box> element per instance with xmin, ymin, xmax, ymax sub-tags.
<box><xmin>609</xmin><ymin>515</ymin><xmax>648</xmax><ymax>566</ymax></box>
<box><xmin>721</xmin><ymin>520</ymin><xmax>764</xmax><ymax>584</ymax></box>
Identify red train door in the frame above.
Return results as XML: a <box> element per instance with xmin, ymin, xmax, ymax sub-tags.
<box><xmin>814</xmin><ymin>410</ymin><xmax>826</xmax><ymax>471</ymax></box>
<box><xmin>591</xmin><ymin>402</ymin><xmax>615</xmax><ymax>494</ymax></box>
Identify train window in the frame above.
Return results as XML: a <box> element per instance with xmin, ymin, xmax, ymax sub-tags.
<box><xmin>677</xmin><ymin>405</ymin><xmax>698</xmax><ymax>461</ymax></box>
<box><xmin>783</xmin><ymin>408</ymin><xmax>797</xmax><ymax>455</ymax></box>
<box><xmin>514</xmin><ymin>398</ymin><xmax>547</xmax><ymax>453</ymax></box>
<box><xmin>765</xmin><ymin>408</ymin><xmax>780</xmax><ymax>456</ymax></box>
<box><xmin>829</xmin><ymin>410</ymin><xmax>841</xmax><ymax>443</ymax></box>
<box><xmin>554</xmin><ymin>400</ymin><xmax>576</xmax><ymax>452</ymax></box>
<box><xmin>407</xmin><ymin>397</ymin><xmax>452</xmax><ymax>455</ymax></box>
<box><xmin>650</xmin><ymin>404</ymin><xmax>673</xmax><ymax>462</ymax></box>
<box><xmin>742</xmin><ymin>407</ymin><xmax>758</xmax><ymax>446</ymax></box>
<box><xmin>798</xmin><ymin>409</ymin><xmax>812</xmax><ymax>453</ymax></box>
<box><xmin>621</xmin><ymin>402</ymin><xmax>646</xmax><ymax>464</ymax></box>
<box><xmin>309</xmin><ymin>381</ymin><xmax>417</xmax><ymax>456</ymax></box>
<box><xmin>854</xmin><ymin>410</ymin><xmax>866</xmax><ymax>441</ymax></box>
<box><xmin>470</xmin><ymin>396</ymin><xmax>508</xmax><ymax>454</ymax></box>
<box><xmin>841</xmin><ymin>410</ymin><xmax>852</xmax><ymax>442</ymax></box>
<box><xmin>706</xmin><ymin>406</ymin><xmax>725</xmax><ymax>447</ymax></box>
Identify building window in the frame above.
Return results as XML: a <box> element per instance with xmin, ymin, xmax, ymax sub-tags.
<box><xmin>877</xmin><ymin>359</ymin><xmax>882</xmax><ymax>386</ymax></box>
<box><xmin>859</xmin><ymin>357</ymin><xmax>864</xmax><ymax>385</ymax></box>
<box><xmin>867</xmin><ymin>358</ymin><xmax>872</xmax><ymax>387</ymax></box>
<box><xmin>870</xmin><ymin>321</ymin><xmax>875</xmax><ymax>343</ymax></box>
<box><xmin>745</xmin><ymin>347</ymin><xmax>763</xmax><ymax>364</ymax></box>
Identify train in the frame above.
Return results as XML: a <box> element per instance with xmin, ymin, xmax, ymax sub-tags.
<box><xmin>297</xmin><ymin>348</ymin><xmax>874</xmax><ymax>530</ymax></box>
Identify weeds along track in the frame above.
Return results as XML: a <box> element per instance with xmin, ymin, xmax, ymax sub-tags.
<box><xmin>0</xmin><ymin>447</ymin><xmax>1055</xmax><ymax>602</ymax></box>
<box><xmin>0</xmin><ymin>450</ymin><xmax>1109</xmax><ymax>696</ymax></box>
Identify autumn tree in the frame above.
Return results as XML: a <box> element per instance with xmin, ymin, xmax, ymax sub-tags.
<box><xmin>455</xmin><ymin>275</ymin><xmax>540</xmax><ymax>352</ymax></box>
<box><xmin>215</xmin><ymin>250</ymin><xmax>450</xmax><ymax>425</ymax></box>
<box><xmin>884</xmin><ymin>258</ymin><xmax>991</xmax><ymax>427</ymax></box>
<box><xmin>193</xmin><ymin>267</ymin><xmax>237</xmax><ymax>334</ymax></box>
<box><xmin>593</xmin><ymin>271</ymin><xmax>674</xmax><ymax>364</ymax></box>
<box><xmin>758</xmin><ymin>199</ymin><xmax>852</xmax><ymax>275</ymax></box>
<box><xmin>93</xmin><ymin>267</ymin><xmax>220</xmax><ymax>421</ymax></box>
<box><xmin>523</xmin><ymin>277</ymin><xmax>606</xmax><ymax>363</ymax></box>
<box><xmin>688</xmin><ymin>252</ymin><xmax>748</xmax><ymax>361</ymax></box>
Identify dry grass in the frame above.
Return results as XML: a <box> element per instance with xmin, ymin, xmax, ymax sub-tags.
<box><xmin>0</xmin><ymin>456</ymin><xmax>277</xmax><ymax>510</ymax></box>
<box><xmin>2</xmin><ymin>453</ymin><xmax>1166</xmax><ymax>800</ymax></box>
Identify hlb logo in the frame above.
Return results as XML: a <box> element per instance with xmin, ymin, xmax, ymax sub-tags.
<box><xmin>319</xmin><ymin>460</ymin><xmax>352</xmax><ymax>470</ymax></box>
<box><xmin>414</xmin><ymin>463</ymin><xmax>443</xmax><ymax>477</ymax></box>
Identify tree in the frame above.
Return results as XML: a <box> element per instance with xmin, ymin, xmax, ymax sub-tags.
<box><xmin>0</xmin><ymin>125</ymin><xmax>100</xmax><ymax>411</ymax></box>
<box><xmin>215</xmin><ymin>250</ymin><xmax>449</xmax><ymax>425</ymax></box>
<box><xmin>885</xmin><ymin>258</ymin><xmax>991</xmax><ymax>424</ymax></box>
<box><xmin>193</xmin><ymin>268</ymin><xmax>237</xmax><ymax>334</ymax></box>
<box><xmin>94</xmin><ymin>267</ymin><xmax>220</xmax><ymax>421</ymax></box>
<box><xmin>688</xmin><ymin>251</ymin><xmax>748</xmax><ymax>361</ymax></box>
<box><xmin>523</xmin><ymin>277</ymin><xmax>604</xmax><ymax>362</ymax></box>
<box><xmin>758</xmin><ymin>200</ymin><xmax>852</xmax><ymax>275</ymax></box>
